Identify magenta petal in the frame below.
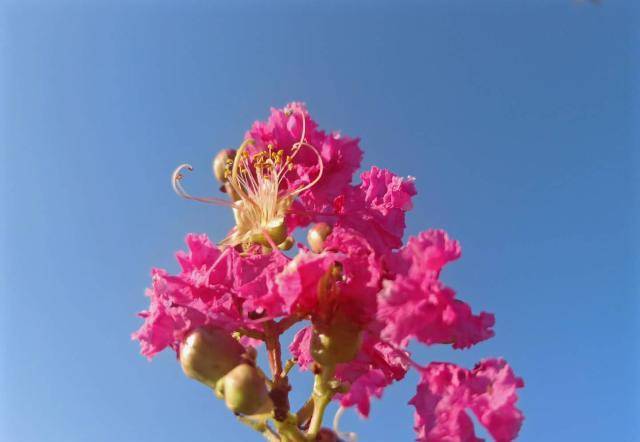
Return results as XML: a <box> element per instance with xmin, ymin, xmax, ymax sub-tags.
<box><xmin>410</xmin><ymin>359</ymin><xmax>524</xmax><ymax>442</ymax></box>
<box><xmin>378</xmin><ymin>230</ymin><xmax>494</xmax><ymax>349</ymax></box>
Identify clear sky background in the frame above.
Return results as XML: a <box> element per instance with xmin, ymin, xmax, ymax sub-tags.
<box><xmin>1</xmin><ymin>1</ymin><xmax>638</xmax><ymax>441</ymax></box>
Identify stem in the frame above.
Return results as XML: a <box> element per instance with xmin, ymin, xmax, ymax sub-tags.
<box><xmin>307</xmin><ymin>364</ymin><xmax>336</xmax><ymax>439</ymax></box>
<box><xmin>264</xmin><ymin>321</ymin><xmax>283</xmax><ymax>378</ymax></box>
<box><xmin>281</xmin><ymin>359</ymin><xmax>296</xmax><ymax>378</ymax></box>
<box><xmin>276</xmin><ymin>315</ymin><xmax>302</xmax><ymax>334</ymax></box>
<box><xmin>236</xmin><ymin>327</ymin><xmax>266</xmax><ymax>340</ymax></box>
<box><xmin>273</xmin><ymin>416</ymin><xmax>307</xmax><ymax>442</ymax></box>
<box><xmin>237</xmin><ymin>415</ymin><xmax>279</xmax><ymax>442</ymax></box>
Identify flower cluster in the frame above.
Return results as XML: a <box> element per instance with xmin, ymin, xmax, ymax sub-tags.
<box><xmin>133</xmin><ymin>103</ymin><xmax>524</xmax><ymax>441</ymax></box>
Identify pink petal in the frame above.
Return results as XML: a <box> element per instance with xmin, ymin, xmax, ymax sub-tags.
<box><xmin>410</xmin><ymin>359</ymin><xmax>524</xmax><ymax>442</ymax></box>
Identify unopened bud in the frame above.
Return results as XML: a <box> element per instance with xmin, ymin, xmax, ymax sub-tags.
<box><xmin>307</xmin><ymin>223</ymin><xmax>332</xmax><ymax>253</ymax></box>
<box><xmin>179</xmin><ymin>327</ymin><xmax>245</xmax><ymax>388</ymax></box>
<box><xmin>213</xmin><ymin>149</ymin><xmax>236</xmax><ymax>183</ymax></box>
<box><xmin>219</xmin><ymin>363</ymin><xmax>272</xmax><ymax>415</ymax></box>
<box><xmin>311</xmin><ymin>317</ymin><xmax>363</xmax><ymax>366</ymax></box>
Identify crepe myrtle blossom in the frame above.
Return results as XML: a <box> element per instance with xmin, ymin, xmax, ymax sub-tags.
<box><xmin>410</xmin><ymin>359</ymin><xmax>524</xmax><ymax>442</ymax></box>
<box><xmin>133</xmin><ymin>103</ymin><xmax>524</xmax><ymax>441</ymax></box>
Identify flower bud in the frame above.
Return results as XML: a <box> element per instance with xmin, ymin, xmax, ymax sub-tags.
<box><xmin>311</xmin><ymin>317</ymin><xmax>363</xmax><ymax>366</ymax></box>
<box><xmin>213</xmin><ymin>149</ymin><xmax>236</xmax><ymax>183</ymax></box>
<box><xmin>179</xmin><ymin>327</ymin><xmax>245</xmax><ymax>388</ymax></box>
<box><xmin>219</xmin><ymin>363</ymin><xmax>272</xmax><ymax>415</ymax></box>
<box><xmin>307</xmin><ymin>222</ymin><xmax>332</xmax><ymax>253</ymax></box>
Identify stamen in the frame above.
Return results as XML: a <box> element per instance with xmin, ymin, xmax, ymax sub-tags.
<box><xmin>228</xmin><ymin>139</ymin><xmax>261</xmax><ymax>210</ymax></box>
<box><xmin>172</xmin><ymin>164</ymin><xmax>237</xmax><ymax>207</ymax></box>
<box><xmin>333</xmin><ymin>406</ymin><xmax>358</xmax><ymax>442</ymax></box>
<box><xmin>285</xmin><ymin>141</ymin><xmax>324</xmax><ymax>197</ymax></box>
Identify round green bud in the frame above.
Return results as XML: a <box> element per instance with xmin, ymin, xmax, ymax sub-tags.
<box><xmin>179</xmin><ymin>327</ymin><xmax>245</xmax><ymax>388</ymax></box>
<box><xmin>311</xmin><ymin>318</ymin><xmax>363</xmax><ymax>366</ymax></box>
<box><xmin>307</xmin><ymin>222</ymin><xmax>332</xmax><ymax>253</ymax></box>
<box><xmin>221</xmin><ymin>363</ymin><xmax>271</xmax><ymax>415</ymax></box>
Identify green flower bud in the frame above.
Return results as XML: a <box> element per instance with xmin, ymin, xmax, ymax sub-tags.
<box><xmin>214</xmin><ymin>377</ymin><xmax>225</xmax><ymax>400</ymax></box>
<box><xmin>307</xmin><ymin>222</ymin><xmax>332</xmax><ymax>253</ymax></box>
<box><xmin>179</xmin><ymin>327</ymin><xmax>245</xmax><ymax>388</ymax></box>
<box><xmin>220</xmin><ymin>363</ymin><xmax>272</xmax><ymax>415</ymax></box>
<box><xmin>311</xmin><ymin>317</ymin><xmax>363</xmax><ymax>366</ymax></box>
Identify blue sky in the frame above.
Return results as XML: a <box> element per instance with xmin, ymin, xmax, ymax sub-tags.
<box><xmin>1</xmin><ymin>1</ymin><xmax>637</xmax><ymax>441</ymax></box>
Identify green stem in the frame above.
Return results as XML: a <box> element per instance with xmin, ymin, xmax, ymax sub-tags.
<box><xmin>273</xmin><ymin>416</ymin><xmax>307</xmax><ymax>442</ymax></box>
<box><xmin>307</xmin><ymin>364</ymin><xmax>336</xmax><ymax>439</ymax></box>
<box><xmin>237</xmin><ymin>415</ymin><xmax>279</xmax><ymax>442</ymax></box>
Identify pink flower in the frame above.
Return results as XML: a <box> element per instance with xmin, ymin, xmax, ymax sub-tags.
<box><xmin>289</xmin><ymin>326</ymin><xmax>314</xmax><ymax>370</ymax></box>
<box><xmin>231</xmin><ymin>248</ymin><xmax>290</xmax><ymax>319</ymax></box>
<box><xmin>333</xmin><ymin>167</ymin><xmax>417</xmax><ymax>254</ymax></box>
<box><xmin>387</xmin><ymin>229</ymin><xmax>462</xmax><ymax>279</ymax></box>
<box><xmin>334</xmin><ymin>334</ymin><xmax>410</xmax><ymax>417</ymax></box>
<box><xmin>136</xmin><ymin>103</ymin><xmax>525</xmax><ymax>438</ymax></box>
<box><xmin>132</xmin><ymin>234</ymin><xmax>289</xmax><ymax>358</ymax></box>
<box><xmin>410</xmin><ymin>359</ymin><xmax>524</xmax><ymax>442</ymax></box>
<box><xmin>378</xmin><ymin>230</ymin><xmax>495</xmax><ymax>349</ymax></box>
<box><xmin>277</xmin><ymin>227</ymin><xmax>382</xmax><ymax>326</ymax></box>
<box><xmin>277</xmin><ymin>251</ymin><xmax>337</xmax><ymax>318</ymax></box>
<box><xmin>246</xmin><ymin>102</ymin><xmax>362</xmax><ymax>227</ymax></box>
<box><xmin>132</xmin><ymin>269</ymin><xmax>209</xmax><ymax>359</ymax></box>
<box><xmin>337</xmin><ymin>370</ymin><xmax>388</xmax><ymax>418</ymax></box>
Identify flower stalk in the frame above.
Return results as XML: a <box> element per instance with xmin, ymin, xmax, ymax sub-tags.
<box><xmin>307</xmin><ymin>364</ymin><xmax>336</xmax><ymax>439</ymax></box>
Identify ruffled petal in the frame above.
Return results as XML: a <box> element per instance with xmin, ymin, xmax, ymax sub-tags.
<box><xmin>277</xmin><ymin>227</ymin><xmax>382</xmax><ymax>326</ymax></box>
<box><xmin>333</xmin><ymin>167</ymin><xmax>417</xmax><ymax>254</ymax></box>
<box><xmin>378</xmin><ymin>230</ymin><xmax>494</xmax><ymax>349</ymax></box>
<box><xmin>289</xmin><ymin>326</ymin><xmax>314</xmax><ymax>371</ymax></box>
<box><xmin>133</xmin><ymin>234</ymin><xmax>289</xmax><ymax>358</ymax></box>
<box><xmin>334</xmin><ymin>333</ymin><xmax>410</xmax><ymax>417</ymax></box>
<box><xmin>410</xmin><ymin>359</ymin><xmax>524</xmax><ymax>442</ymax></box>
